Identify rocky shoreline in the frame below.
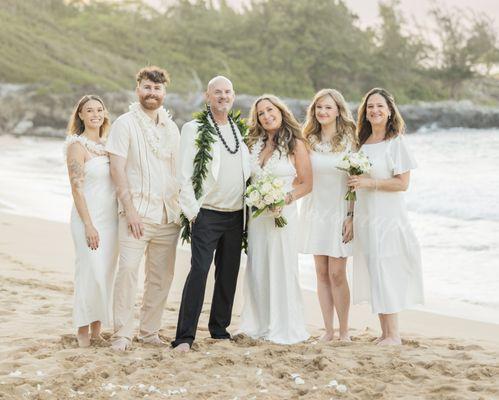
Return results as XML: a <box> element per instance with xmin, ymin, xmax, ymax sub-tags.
<box><xmin>1</xmin><ymin>84</ymin><xmax>498</xmax><ymax>138</ymax></box>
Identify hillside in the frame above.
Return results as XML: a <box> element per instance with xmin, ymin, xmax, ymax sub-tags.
<box><xmin>0</xmin><ymin>0</ymin><xmax>498</xmax><ymax>104</ymax></box>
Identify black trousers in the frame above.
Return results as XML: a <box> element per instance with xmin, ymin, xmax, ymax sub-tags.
<box><xmin>172</xmin><ymin>208</ymin><xmax>244</xmax><ymax>347</ymax></box>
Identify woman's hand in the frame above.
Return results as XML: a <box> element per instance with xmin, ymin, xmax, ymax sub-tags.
<box><xmin>342</xmin><ymin>217</ymin><xmax>353</xmax><ymax>243</ymax></box>
<box><xmin>347</xmin><ymin>175</ymin><xmax>374</xmax><ymax>190</ymax></box>
<box><xmin>85</xmin><ymin>224</ymin><xmax>100</xmax><ymax>250</ymax></box>
<box><xmin>269</xmin><ymin>204</ymin><xmax>283</xmax><ymax>216</ymax></box>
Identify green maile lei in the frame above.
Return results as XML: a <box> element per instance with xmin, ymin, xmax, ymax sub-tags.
<box><xmin>180</xmin><ymin>105</ymin><xmax>248</xmax><ymax>251</ymax></box>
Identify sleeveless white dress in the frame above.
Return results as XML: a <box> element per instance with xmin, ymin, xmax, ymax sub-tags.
<box><xmin>299</xmin><ymin>140</ymin><xmax>353</xmax><ymax>257</ymax></box>
<box><xmin>239</xmin><ymin>139</ymin><xmax>309</xmax><ymax>344</ymax></box>
<box><xmin>352</xmin><ymin>135</ymin><xmax>423</xmax><ymax>314</ymax></box>
<box><xmin>67</xmin><ymin>137</ymin><xmax>119</xmax><ymax>328</ymax></box>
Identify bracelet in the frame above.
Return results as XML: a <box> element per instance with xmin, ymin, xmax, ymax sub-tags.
<box><xmin>286</xmin><ymin>191</ymin><xmax>295</xmax><ymax>204</ymax></box>
<box><xmin>347</xmin><ymin>211</ymin><xmax>354</xmax><ymax>218</ymax></box>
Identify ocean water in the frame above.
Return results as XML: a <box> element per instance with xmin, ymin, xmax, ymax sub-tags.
<box><xmin>0</xmin><ymin>130</ymin><xmax>498</xmax><ymax>324</ymax></box>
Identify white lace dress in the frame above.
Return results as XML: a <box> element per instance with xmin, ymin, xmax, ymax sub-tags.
<box><xmin>299</xmin><ymin>139</ymin><xmax>353</xmax><ymax>257</ymax></box>
<box><xmin>66</xmin><ymin>136</ymin><xmax>119</xmax><ymax>328</ymax></box>
<box><xmin>239</xmin><ymin>139</ymin><xmax>310</xmax><ymax>344</ymax></box>
<box><xmin>352</xmin><ymin>135</ymin><xmax>423</xmax><ymax>314</ymax></box>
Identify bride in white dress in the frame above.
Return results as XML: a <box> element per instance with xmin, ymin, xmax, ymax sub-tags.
<box><xmin>239</xmin><ymin>95</ymin><xmax>312</xmax><ymax>344</ymax></box>
<box><xmin>65</xmin><ymin>95</ymin><xmax>118</xmax><ymax>347</ymax></box>
<box><xmin>348</xmin><ymin>88</ymin><xmax>423</xmax><ymax>346</ymax></box>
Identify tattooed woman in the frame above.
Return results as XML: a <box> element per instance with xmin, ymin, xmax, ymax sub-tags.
<box><xmin>64</xmin><ymin>95</ymin><xmax>118</xmax><ymax>347</ymax></box>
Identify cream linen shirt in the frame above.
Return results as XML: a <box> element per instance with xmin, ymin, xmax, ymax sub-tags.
<box><xmin>106</xmin><ymin>105</ymin><xmax>181</xmax><ymax>224</ymax></box>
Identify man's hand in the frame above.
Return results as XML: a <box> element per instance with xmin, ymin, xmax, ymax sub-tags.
<box><xmin>127</xmin><ymin>209</ymin><xmax>144</xmax><ymax>239</ymax></box>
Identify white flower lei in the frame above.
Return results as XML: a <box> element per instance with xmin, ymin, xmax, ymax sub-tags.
<box><xmin>251</xmin><ymin>137</ymin><xmax>282</xmax><ymax>177</ymax></box>
<box><xmin>310</xmin><ymin>134</ymin><xmax>350</xmax><ymax>153</ymax></box>
<box><xmin>63</xmin><ymin>135</ymin><xmax>107</xmax><ymax>157</ymax></box>
<box><xmin>130</xmin><ymin>102</ymin><xmax>175</xmax><ymax>161</ymax></box>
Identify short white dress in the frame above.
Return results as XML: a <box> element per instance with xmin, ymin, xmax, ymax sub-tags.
<box><xmin>299</xmin><ymin>140</ymin><xmax>353</xmax><ymax>257</ymax></box>
<box><xmin>352</xmin><ymin>135</ymin><xmax>423</xmax><ymax>314</ymax></box>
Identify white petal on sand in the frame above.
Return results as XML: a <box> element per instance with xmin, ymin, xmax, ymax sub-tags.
<box><xmin>36</xmin><ymin>370</ymin><xmax>45</xmax><ymax>377</ymax></box>
<box><xmin>179</xmin><ymin>388</ymin><xmax>187</xmax><ymax>394</ymax></box>
<box><xmin>244</xmin><ymin>351</ymin><xmax>250</xmax><ymax>356</ymax></box>
<box><xmin>336</xmin><ymin>384</ymin><xmax>348</xmax><ymax>393</ymax></box>
<box><xmin>326</xmin><ymin>380</ymin><xmax>338</xmax><ymax>387</ymax></box>
<box><xmin>37</xmin><ymin>384</ymin><xmax>41</xmax><ymax>391</ymax></box>
<box><xmin>256</xmin><ymin>369</ymin><xmax>263</xmax><ymax>376</ymax></box>
<box><xmin>290</xmin><ymin>373</ymin><xmax>300</xmax><ymax>379</ymax></box>
<box><xmin>294</xmin><ymin>377</ymin><xmax>305</xmax><ymax>385</ymax></box>
<box><xmin>259</xmin><ymin>389</ymin><xmax>268</xmax><ymax>393</ymax></box>
<box><xmin>8</xmin><ymin>370</ymin><xmax>22</xmax><ymax>377</ymax></box>
<box><xmin>110</xmin><ymin>391</ymin><xmax>116</xmax><ymax>397</ymax></box>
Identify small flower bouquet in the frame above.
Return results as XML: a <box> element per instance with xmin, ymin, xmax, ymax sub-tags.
<box><xmin>245</xmin><ymin>174</ymin><xmax>287</xmax><ymax>227</ymax></box>
<box><xmin>337</xmin><ymin>151</ymin><xmax>372</xmax><ymax>201</ymax></box>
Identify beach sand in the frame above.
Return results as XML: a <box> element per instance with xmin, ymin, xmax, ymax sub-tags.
<box><xmin>0</xmin><ymin>212</ymin><xmax>498</xmax><ymax>399</ymax></box>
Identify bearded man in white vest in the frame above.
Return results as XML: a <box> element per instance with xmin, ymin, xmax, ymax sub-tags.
<box><xmin>172</xmin><ymin>76</ymin><xmax>250</xmax><ymax>352</ymax></box>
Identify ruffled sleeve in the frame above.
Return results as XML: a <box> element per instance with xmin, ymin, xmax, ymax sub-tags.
<box><xmin>388</xmin><ymin>135</ymin><xmax>417</xmax><ymax>175</ymax></box>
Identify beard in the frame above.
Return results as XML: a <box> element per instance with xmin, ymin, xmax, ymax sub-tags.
<box><xmin>139</xmin><ymin>94</ymin><xmax>163</xmax><ymax>111</ymax></box>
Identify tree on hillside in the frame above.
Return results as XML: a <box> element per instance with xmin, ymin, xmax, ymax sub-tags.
<box><xmin>431</xmin><ymin>6</ymin><xmax>499</xmax><ymax>98</ymax></box>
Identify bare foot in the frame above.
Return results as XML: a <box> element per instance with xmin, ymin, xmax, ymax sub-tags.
<box><xmin>319</xmin><ymin>332</ymin><xmax>335</xmax><ymax>342</ymax></box>
<box><xmin>173</xmin><ymin>343</ymin><xmax>190</xmax><ymax>353</ymax></box>
<box><xmin>76</xmin><ymin>333</ymin><xmax>90</xmax><ymax>348</ymax></box>
<box><xmin>111</xmin><ymin>337</ymin><xmax>131</xmax><ymax>352</ymax></box>
<box><xmin>139</xmin><ymin>334</ymin><xmax>166</xmax><ymax>346</ymax></box>
<box><xmin>339</xmin><ymin>333</ymin><xmax>352</xmax><ymax>342</ymax></box>
<box><xmin>377</xmin><ymin>337</ymin><xmax>402</xmax><ymax>346</ymax></box>
<box><xmin>373</xmin><ymin>336</ymin><xmax>386</xmax><ymax>344</ymax></box>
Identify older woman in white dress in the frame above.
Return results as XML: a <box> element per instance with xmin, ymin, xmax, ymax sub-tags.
<box><xmin>299</xmin><ymin>89</ymin><xmax>357</xmax><ymax>341</ymax></box>
<box><xmin>348</xmin><ymin>88</ymin><xmax>423</xmax><ymax>346</ymax></box>
<box><xmin>239</xmin><ymin>94</ymin><xmax>312</xmax><ymax>344</ymax></box>
<box><xmin>65</xmin><ymin>95</ymin><xmax>118</xmax><ymax>347</ymax></box>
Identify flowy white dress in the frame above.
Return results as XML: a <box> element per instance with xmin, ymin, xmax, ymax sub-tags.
<box><xmin>352</xmin><ymin>135</ymin><xmax>423</xmax><ymax>314</ymax></box>
<box><xmin>239</xmin><ymin>139</ymin><xmax>309</xmax><ymax>344</ymax></box>
<box><xmin>67</xmin><ymin>137</ymin><xmax>119</xmax><ymax>328</ymax></box>
<box><xmin>299</xmin><ymin>139</ymin><xmax>353</xmax><ymax>257</ymax></box>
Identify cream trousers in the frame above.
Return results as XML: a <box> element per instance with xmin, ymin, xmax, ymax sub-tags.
<box><xmin>113</xmin><ymin>213</ymin><xmax>180</xmax><ymax>340</ymax></box>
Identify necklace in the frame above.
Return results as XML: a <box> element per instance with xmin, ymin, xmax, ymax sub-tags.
<box><xmin>207</xmin><ymin>106</ymin><xmax>240</xmax><ymax>154</ymax></box>
<box><xmin>63</xmin><ymin>135</ymin><xmax>107</xmax><ymax>156</ymax></box>
<box><xmin>130</xmin><ymin>102</ymin><xmax>175</xmax><ymax>160</ymax></box>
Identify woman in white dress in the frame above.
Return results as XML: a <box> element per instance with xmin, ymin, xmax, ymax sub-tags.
<box><xmin>65</xmin><ymin>95</ymin><xmax>118</xmax><ymax>347</ymax></box>
<box><xmin>299</xmin><ymin>89</ymin><xmax>357</xmax><ymax>341</ymax></box>
<box><xmin>239</xmin><ymin>94</ymin><xmax>312</xmax><ymax>344</ymax></box>
<box><xmin>348</xmin><ymin>88</ymin><xmax>423</xmax><ymax>346</ymax></box>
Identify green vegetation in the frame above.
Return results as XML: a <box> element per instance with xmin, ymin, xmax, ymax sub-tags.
<box><xmin>1</xmin><ymin>0</ymin><xmax>498</xmax><ymax>102</ymax></box>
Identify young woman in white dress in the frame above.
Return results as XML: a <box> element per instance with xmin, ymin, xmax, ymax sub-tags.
<box><xmin>239</xmin><ymin>95</ymin><xmax>312</xmax><ymax>344</ymax></box>
<box><xmin>65</xmin><ymin>95</ymin><xmax>118</xmax><ymax>347</ymax></box>
<box><xmin>299</xmin><ymin>89</ymin><xmax>357</xmax><ymax>341</ymax></box>
<box><xmin>348</xmin><ymin>88</ymin><xmax>423</xmax><ymax>346</ymax></box>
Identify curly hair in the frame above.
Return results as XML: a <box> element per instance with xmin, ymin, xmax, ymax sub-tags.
<box><xmin>136</xmin><ymin>65</ymin><xmax>171</xmax><ymax>86</ymax></box>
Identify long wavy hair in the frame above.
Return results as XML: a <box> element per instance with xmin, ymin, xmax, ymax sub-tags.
<box><xmin>246</xmin><ymin>94</ymin><xmax>304</xmax><ymax>156</ymax></box>
<box><xmin>66</xmin><ymin>95</ymin><xmax>110</xmax><ymax>138</ymax></box>
<box><xmin>303</xmin><ymin>88</ymin><xmax>358</xmax><ymax>152</ymax></box>
<box><xmin>357</xmin><ymin>88</ymin><xmax>405</xmax><ymax>146</ymax></box>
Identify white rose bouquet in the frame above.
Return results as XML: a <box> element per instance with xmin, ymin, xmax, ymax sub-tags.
<box><xmin>336</xmin><ymin>151</ymin><xmax>372</xmax><ymax>201</ymax></box>
<box><xmin>245</xmin><ymin>174</ymin><xmax>287</xmax><ymax>227</ymax></box>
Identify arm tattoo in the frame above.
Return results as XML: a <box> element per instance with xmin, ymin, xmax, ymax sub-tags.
<box><xmin>68</xmin><ymin>158</ymin><xmax>85</xmax><ymax>192</ymax></box>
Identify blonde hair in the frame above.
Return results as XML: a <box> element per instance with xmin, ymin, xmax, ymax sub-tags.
<box><xmin>302</xmin><ymin>88</ymin><xmax>357</xmax><ymax>151</ymax></box>
<box><xmin>357</xmin><ymin>88</ymin><xmax>405</xmax><ymax>146</ymax></box>
<box><xmin>246</xmin><ymin>94</ymin><xmax>304</xmax><ymax>156</ymax></box>
<box><xmin>66</xmin><ymin>95</ymin><xmax>110</xmax><ymax>138</ymax></box>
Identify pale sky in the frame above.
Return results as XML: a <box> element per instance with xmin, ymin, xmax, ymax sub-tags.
<box><xmin>344</xmin><ymin>0</ymin><xmax>499</xmax><ymax>29</ymax></box>
<box><xmin>145</xmin><ymin>0</ymin><xmax>499</xmax><ymax>30</ymax></box>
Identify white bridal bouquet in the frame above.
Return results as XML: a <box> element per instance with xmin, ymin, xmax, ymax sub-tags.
<box><xmin>337</xmin><ymin>151</ymin><xmax>372</xmax><ymax>201</ymax></box>
<box><xmin>245</xmin><ymin>174</ymin><xmax>287</xmax><ymax>227</ymax></box>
